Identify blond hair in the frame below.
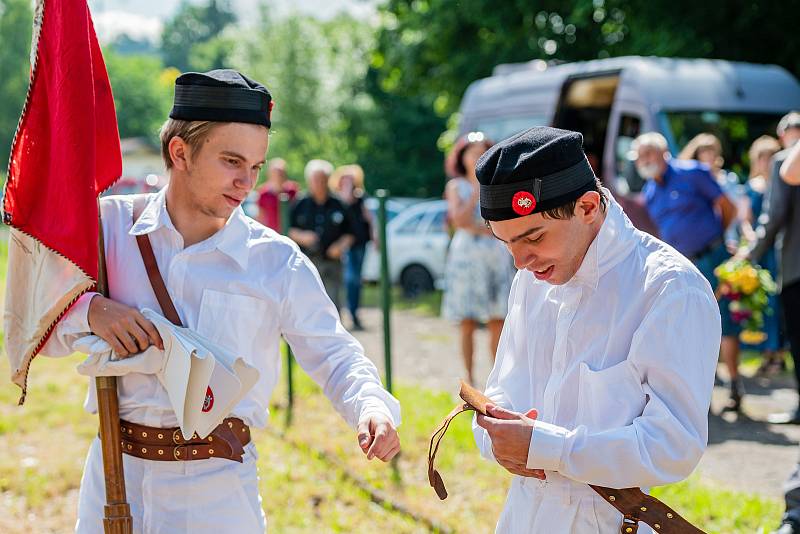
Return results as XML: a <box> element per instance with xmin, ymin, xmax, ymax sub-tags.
<box><xmin>678</xmin><ymin>133</ymin><xmax>723</xmax><ymax>162</ymax></box>
<box><xmin>330</xmin><ymin>164</ymin><xmax>365</xmax><ymax>191</ymax></box>
<box><xmin>747</xmin><ymin>135</ymin><xmax>781</xmax><ymax>178</ymax></box>
<box><xmin>159</xmin><ymin>119</ymin><xmax>221</xmax><ymax>170</ymax></box>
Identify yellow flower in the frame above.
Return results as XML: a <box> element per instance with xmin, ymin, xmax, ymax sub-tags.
<box><xmin>740</xmin><ymin>330</ymin><xmax>767</xmax><ymax>344</ymax></box>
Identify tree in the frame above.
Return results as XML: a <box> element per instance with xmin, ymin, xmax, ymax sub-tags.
<box><xmin>104</xmin><ymin>49</ymin><xmax>176</xmax><ymax>141</ymax></box>
<box><xmin>0</xmin><ymin>0</ymin><xmax>33</xmax><ymax>170</ymax></box>
<box><xmin>160</xmin><ymin>0</ymin><xmax>236</xmax><ymax>72</ymax></box>
<box><xmin>367</xmin><ymin>0</ymin><xmax>800</xmax><ymax>186</ymax></box>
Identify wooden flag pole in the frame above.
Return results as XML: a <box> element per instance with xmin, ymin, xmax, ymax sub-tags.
<box><xmin>95</xmin><ymin>206</ymin><xmax>132</xmax><ymax>534</ymax></box>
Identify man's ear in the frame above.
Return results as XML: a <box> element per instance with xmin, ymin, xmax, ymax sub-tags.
<box><xmin>577</xmin><ymin>191</ymin><xmax>601</xmax><ymax>222</ymax></box>
<box><xmin>168</xmin><ymin>136</ymin><xmax>190</xmax><ymax>171</ymax></box>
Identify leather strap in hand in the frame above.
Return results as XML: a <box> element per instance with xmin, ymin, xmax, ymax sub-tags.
<box><xmin>428</xmin><ymin>381</ymin><xmax>706</xmax><ymax>534</ymax></box>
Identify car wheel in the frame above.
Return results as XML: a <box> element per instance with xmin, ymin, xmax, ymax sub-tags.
<box><xmin>400</xmin><ymin>264</ymin><xmax>434</xmax><ymax>298</ymax></box>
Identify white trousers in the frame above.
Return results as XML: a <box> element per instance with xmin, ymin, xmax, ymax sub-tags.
<box><xmin>75</xmin><ymin>437</ymin><xmax>266</xmax><ymax>533</ymax></box>
<box><xmin>495</xmin><ymin>475</ymin><xmax>653</xmax><ymax>534</ymax></box>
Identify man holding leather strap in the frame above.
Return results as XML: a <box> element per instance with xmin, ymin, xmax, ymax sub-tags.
<box><xmin>39</xmin><ymin>69</ymin><xmax>400</xmax><ymax>533</ymax></box>
<box><xmin>470</xmin><ymin>127</ymin><xmax>720</xmax><ymax>533</ymax></box>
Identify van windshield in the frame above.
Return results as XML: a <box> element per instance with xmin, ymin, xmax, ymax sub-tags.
<box><xmin>473</xmin><ymin>114</ymin><xmax>548</xmax><ymax>144</ymax></box>
<box><xmin>660</xmin><ymin>111</ymin><xmax>785</xmax><ymax>177</ymax></box>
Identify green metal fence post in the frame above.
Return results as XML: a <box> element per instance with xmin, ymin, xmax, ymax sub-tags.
<box><xmin>280</xmin><ymin>193</ymin><xmax>295</xmax><ymax>422</ymax></box>
<box><xmin>376</xmin><ymin>189</ymin><xmax>393</xmax><ymax>394</ymax></box>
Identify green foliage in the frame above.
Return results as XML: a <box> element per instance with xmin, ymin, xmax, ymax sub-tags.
<box><xmin>0</xmin><ymin>0</ymin><xmax>32</xmax><ymax>170</ymax></box>
<box><xmin>374</xmin><ymin>0</ymin><xmax>800</xmax><ymax>120</ymax></box>
<box><xmin>160</xmin><ymin>0</ymin><xmax>236</xmax><ymax>72</ymax></box>
<box><xmin>104</xmin><ymin>50</ymin><xmax>175</xmax><ymax>141</ymax></box>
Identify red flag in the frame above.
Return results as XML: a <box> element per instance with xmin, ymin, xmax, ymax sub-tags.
<box><xmin>3</xmin><ymin>0</ymin><xmax>121</xmax><ymax>401</ymax></box>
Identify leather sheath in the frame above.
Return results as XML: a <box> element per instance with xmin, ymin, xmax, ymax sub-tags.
<box><xmin>427</xmin><ymin>381</ymin><xmax>706</xmax><ymax>534</ymax></box>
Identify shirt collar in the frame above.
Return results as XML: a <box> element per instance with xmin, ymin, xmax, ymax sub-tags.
<box><xmin>129</xmin><ymin>186</ymin><xmax>251</xmax><ymax>270</ymax></box>
<box><xmin>129</xmin><ymin>187</ymin><xmax>174</xmax><ymax>236</ymax></box>
<box><xmin>568</xmin><ymin>189</ymin><xmax>637</xmax><ymax>290</ymax></box>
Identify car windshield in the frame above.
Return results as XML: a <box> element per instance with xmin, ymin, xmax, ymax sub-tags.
<box><xmin>659</xmin><ymin>111</ymin><xmax>785</xmax><ymax>177</ymax></box>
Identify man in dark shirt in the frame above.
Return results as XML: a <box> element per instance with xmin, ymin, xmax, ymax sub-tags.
<box><xmin>634</xmin><ymin>132</ymin><xmax>740</xmax><ymax>409</ymax></box>
<box><xmin>289</xmin><ymin>159</ymin><xmax>354</xmax><ymax>311</ymax></box>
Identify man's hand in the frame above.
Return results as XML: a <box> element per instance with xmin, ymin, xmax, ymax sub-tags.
<box><xmin>356</xmin><ymin>414</ymin><xmax>400</xmax><ymax>462</ymax></box>
<box><xmin>476</xmin><ymin>404</ymin><xmax>546</xmax><ymax>480</ymax></box>
<box><xmin>327</xmin><ymin>242</ymin><xmax>344</xmax><ymax>260</ymax></box>
<box><xmin>87</xmin><ymin>295</ymin><xmax>164</xmax><ymax>358</ymax></box>
<box><xmin>288</xmin><ymin>229</ymin><xmax>319</xmax><ymax>249</ymax></box>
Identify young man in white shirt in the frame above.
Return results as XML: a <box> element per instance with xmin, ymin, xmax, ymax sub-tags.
<box><xmin>41</xmin><ymin>69</ymin><xmax>400</xmax><ymax>533</ymax></box>
<box><xmin>472</xmin><ymin>127</ymin><xmax>720</xmax><ymax>533</ymax></box>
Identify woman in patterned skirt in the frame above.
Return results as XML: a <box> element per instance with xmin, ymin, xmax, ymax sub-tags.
<box><xmin>442</xmin><ymin>132</ymin><xmax>516</xmax><ymax>385</ymax></box>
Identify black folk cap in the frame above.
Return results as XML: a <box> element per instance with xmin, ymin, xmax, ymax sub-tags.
<box><xmin>476</xmin><ymin>126</ymin><xmax>596</xmax><ymax>221</ymax></box>
<box><xmin>169</xmin><ymin>69</ymin><xmax>273</xmax><ymax>128</ymax></box>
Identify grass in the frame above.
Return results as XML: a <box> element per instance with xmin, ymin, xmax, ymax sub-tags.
<box><xmin>361</xmin><ymin>285</ymin><xmax>443</xmax><ymax>317</ymax></box>
<box><xmin>270</xmin><ymin>370</ymin><xmax>783</xmax><ymax>533</ymax></box>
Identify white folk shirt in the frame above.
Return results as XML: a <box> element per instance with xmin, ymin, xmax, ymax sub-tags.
<box><xmin>43</xmin><ymin>188</ymin><xmax>400</xmax><ymax>431</ymax></box>
<box><xmin>472</xmin><ymin>195</ymin><xmax>720</xmax><ymax>534</ymax></box>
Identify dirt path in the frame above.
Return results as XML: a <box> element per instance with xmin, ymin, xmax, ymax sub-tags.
<box><xmin>351</xmin><ymin>306</ymin><xmax>800</xmax><ymax>499</ymax></box>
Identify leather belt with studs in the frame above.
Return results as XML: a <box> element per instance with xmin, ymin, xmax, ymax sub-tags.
<box><xmin>116</xmin><ymin>417</ymin><xmax>251</xmax><ymax>463</ymax></box>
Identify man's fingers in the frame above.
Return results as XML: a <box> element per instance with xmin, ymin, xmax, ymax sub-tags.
<box><xmin>476</xmin><ymin>413</ymin><xmax>499</xmax><ymax>431</ymax></box>
<box><xmin>366</xmin><ymin>425</ymin><xmax>389</xmax><ymax>460</ymax></box>
<box><xmin>356</xmin><ymin>421</ymin><xmax>372</xmax><ymax>451</ymax></box>
<box><xmin>504</xmin><ymin>465</ymin><xmax>547</xmax><ymax>479</ymax></box>
<box><xmin>126</xmin><ymin>321</ymin><xmax>151</xmax><ymax>352</ymax></box>
<box><xmin>113</xmin><ymin>326</ymin><xmax>139</xmax><ymax>354</ymax></box>
<box><xmin>379</xmin><ymin>443</ymin><xmax>401</xmax><ymax>462</ymax></box>
<box><xmin>485</xmin><ymin>404</ymin><xmax>521</xmax><ymax>420</ymax></box>
<box><xmin>524</xmin><ymin>408</ymin><xmax>538</xmax><ymax>420</ymax></box>
<box><xmin>107</xmin><ymin>336</ymin><xmax>129</xmax><ymax>358</ymax></box>
<box><xmin>136</xmin><ymin>314</ymin><xmax>164</xmax><ymax>350</ymax></box>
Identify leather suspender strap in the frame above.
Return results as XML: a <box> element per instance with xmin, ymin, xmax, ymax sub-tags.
<box><xmin>428</xmin><ymin>381</ymin><xmax>706</xmax><ymax>534</ymax></box>
<box><xmin>132</xmin><ymin>196</ymin><xmax>182</xmax><ymax>327</ymax></box>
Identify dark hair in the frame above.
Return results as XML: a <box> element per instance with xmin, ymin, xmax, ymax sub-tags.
<box><xmin>445</xmin><ymin>132</ymin><xmax>494</xmax><ymax>177</ymax></box>
<box><xmin>540</xmin><ymin>177</ymin><xmax>608</xmax><ymax>220</ymax></box>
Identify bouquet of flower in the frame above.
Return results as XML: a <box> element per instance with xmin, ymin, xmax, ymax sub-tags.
<box><xmin>714</xmin><ymin>259</ymin><xmax>777</xmax><ymax>344</ymax></box>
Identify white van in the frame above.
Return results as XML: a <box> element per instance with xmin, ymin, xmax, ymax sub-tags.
<box><xmin>458</xmin><ymin>56</ymin><xmax>800</xmax><ymax>231</ymax></box>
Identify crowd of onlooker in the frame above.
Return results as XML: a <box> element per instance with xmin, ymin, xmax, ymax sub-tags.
<box><xmin>631</xmin><ymin>112</ymin><xmax>800</xmax><ymax>420</ymax></box>
<box><xmin>254</xmin><ymin>158</ymin><xmax>372</xmax><ymax>331</ymax></box>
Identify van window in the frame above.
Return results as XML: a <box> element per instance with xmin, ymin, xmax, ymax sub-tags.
<box><xmin>615</xmin><ymin>114</ymin><xmax>643</xmax><ymax>193</ymax></box>
<box><xmin>661</xmin><ymin>111</ymin><xmax>784</xmax><ymax>177</ymax></box>
<box><xmin>474</xmin><ymin>115</ymin><xmax>547</xmax><ymax>142</ymax></box>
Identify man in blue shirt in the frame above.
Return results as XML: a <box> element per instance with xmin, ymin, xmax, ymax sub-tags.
<box><xmin>634</xmin><ymin>132</ymin><xmax>739</xmax><ymax>408</ymax></box>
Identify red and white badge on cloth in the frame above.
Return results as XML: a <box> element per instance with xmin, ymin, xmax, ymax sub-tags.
<box><xmin>512</xmin><ymin>191</ymin><xmax>537</xmax><ymax>216</ymax></box>
<box><xmin>202</xmin><ymin>386</ymin><xmax>214</xmax><ymax>413</ymax></box>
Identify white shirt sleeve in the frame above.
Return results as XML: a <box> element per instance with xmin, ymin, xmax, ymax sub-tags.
<box><xmin>526</xmin><ymin>287</ymin><xmax>720</xmax><ymax>488</ymax></box>
<box><xmin>38</xmin><ymin>292</ymin><xmax>98</xmax><ymax>357</ymax></box>
<box><xmin>278</xmin><ymin>250</ymin><xmax>401</xmax><ymax>429</ymax></box>
<box><xmin>472</xmin><ymin>275</ymin><xmax>524</xmax><ymax>462</ymax></box>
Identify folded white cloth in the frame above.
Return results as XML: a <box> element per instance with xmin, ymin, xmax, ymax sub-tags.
<box><xmin>74</xmin><ymin>308</ymin><xmax>259</xmax><ymax>439</ymax></box>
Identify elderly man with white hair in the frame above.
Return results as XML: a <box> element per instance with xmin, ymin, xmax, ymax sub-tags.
<box><xmin>633</xmin><ymin>132</ymin><xmax>741</xmax><ymax>410</ymax></box>
<box><xmin>289</xmin><ymin>159</ymin><xmax>355</xmax><ymax>311</ymax></box>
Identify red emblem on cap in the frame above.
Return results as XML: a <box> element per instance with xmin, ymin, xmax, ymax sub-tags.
<box><xmin>202</xmin><ymin>386</ymin><xmax>214</xmax><ymax>413</ymax></box>
<box><xmin>512</xmin><ymin>191</ymin><xmax>536</xmax><ymax>216</ymax></box>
